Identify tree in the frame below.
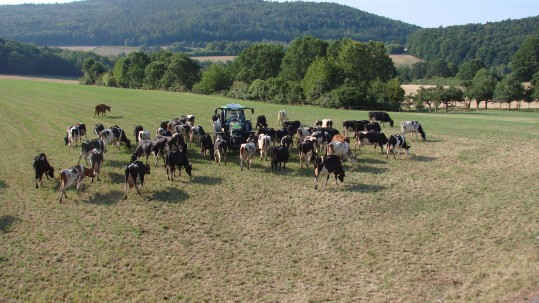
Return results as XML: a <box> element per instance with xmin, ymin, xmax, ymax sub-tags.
<box><xmin>144</xmin><ymin>61</ymin><xmax>167</xmax><ymax>89</ymax></box>
<box><xmin>301</xmin><ymin>57</ymin><xmax>337</xmax><ymax>103</ymax></box>
<box><xmin>425</xmin><ymin>59</ymin><xmax>453</xmax><ymax>79</ymax></box>
<box><xmin>510</xmin><ymin>36</ymin><xmax>539</xmax><ymax>81</ymax></box>
<box><xmin>441</xmin><ymin>86</ymin><xmax>464</xmax><ymax>112</ymax></box>
<box><xmin>234</xmin><ymin>43</ymin><xmax>284</xmax><ymax>83</ymax></box>
<box><xmin>493</xmin><ymin>74</ymin><xmax>524</xmax><ymax>109</ymax></box>
<box><xmin>466</xmin><ymin>68</ymin><xmax>497</xmax><ymax>109</ymax></box>
<box><xmin>457</xmin><ymin>59</ymin><xmax>485</xmax><ymax>81</ymax></box>
<box><xmin>162</xmin><ymin>53</ymin><xmax>201</xmax><ymax>91</ymax></box>
<box><xmin>193</xmin><ymin>63</ymin><xmax>233</xmax><ymax>94</ymax></box>
<box><xmin>279</xmin><ymin>36</ymin><xmax>328</xmax><ymax>81</ymax></box>
<box><xmin>81</xmin><ymin>58</ymin><xmax>105</xmax><ymax>85</ymax></box>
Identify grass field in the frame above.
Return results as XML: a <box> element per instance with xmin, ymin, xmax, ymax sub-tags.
<box><xmin>0</xmin><ymin>79</ymin><xmax>538</xmax><ymax>302</ymax></box>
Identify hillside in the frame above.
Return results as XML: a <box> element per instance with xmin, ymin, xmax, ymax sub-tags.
<box><xmin>0</xmin><ymin>0</ymin><xmax>418</xmax><ymax>46</ymax></box>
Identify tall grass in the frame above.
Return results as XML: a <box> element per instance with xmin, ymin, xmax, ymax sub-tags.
<box><xmin>0</xmin><ymin>79</ymin><xmax>538</xmax><ymax>302</ymax></box>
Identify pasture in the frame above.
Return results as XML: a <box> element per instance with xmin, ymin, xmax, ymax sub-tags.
<box><xmin>0</xmin><ymin>79</ymin><xmax>538</xmax><ymax>302</ymax></box>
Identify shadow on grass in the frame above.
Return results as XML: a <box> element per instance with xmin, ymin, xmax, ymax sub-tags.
<box><xmin>106</xmin><ymin>159</ymin><xmax>128</xmax><ymax>169</ymax></box>
<box><xmin>0</xmin><ymin>215</ymin><xmax>20</xmax><ymax>233</ymax></box>
<box><xmin>87</xmin><ymin>190</ymin><xmax>123</xmax><ymax>205</ymax></box>
<box><xmin>192</xmin><ymin>175</ymin><xmax>223</xmax><ymax>185</ymax></box>
<box><xmin>412</xmin><ymin>155</ymin><xmax>437</xmax><ymax>162</ymax></box>
<box><xmin>0</xmin><ymin>180</ymin><xmax>7</xmax><ymax>189</ymax></box>
<box><xmin>150</xmin><ymin>187</ymin><xmax>190</xmax><ymax>203</ymax></box>
<box><xmin>104</xmin><ymin>115</ymin><xmax>123</xmax><ymax>119</ymax></box>
<box><xmin>108</xmin><ymin>172</ymin><xmax>125</xmax><ymax>184</ymax></box>
<box><xmin>361</xmin><ymin>157</ymin><xmax>387</xmax><ymax>165</ymax></box>
<box><xmin>360</xmin><ymin>165</ymin><xmax>388</xmax><ymax>175</ymax></box>
<box><xmin>344</xmin><ymin>182</ymin><xmax>386</xmax><ymax>193</ymax></box>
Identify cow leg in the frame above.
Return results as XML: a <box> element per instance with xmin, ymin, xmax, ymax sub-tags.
<box><xmin>124</xmin><ymin>183</ymin><xmax>128</xmax><ymax>199</ymax></box>
<box><xmin>314</xmin><ymin>177</ymin><xmax>319</xmax><ymax>190</ymax></box>
<box><xmin>325</xmin><ymin>175</ymin><xmax>330</xmax><ymax>186</ymax></box>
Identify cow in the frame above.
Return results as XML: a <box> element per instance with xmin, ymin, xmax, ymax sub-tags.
<box><xmin>342</xmin><ymin>120</ymin><xmax>357</xmax><ymax>137</ymax></box>
<box><xmin>353</xmin><ymin>120</ymin><xmax>370</xmax><ymax>135</ymax></box>
<box><xmin>256</xmin><ymin>115</ymin><xmax>268</xmax><ymax>129</ymax></box>
<box><xmin>280</xmin><ymin>135</ymin><xmax>293</xmax><ymax>150</ymax></box>
<box><xmin>124</xmin><ymin>161</ymin><xmax>150</xmax><ymax>199</ymax></box>
<box><xmin>94</xmin><ymin>104</ymin><xmax>110</xmax><ymax>117</ymax></box>
<box><xmin>298</xmin><ymin>140</ymin><xmax>316</xmax><ymax>168</ymax></box>
<box><xmin>180</xmin><ymin>114</ymin><xmax>195</xmax><ymax>126</ymax></box>
<box><xmin>282</xmin><ymin>120</ymin><xmax>301</xmax><ymax>141</ymax></box>
<box><xmin>271</xmin><ymin>145</ymin><xmax>289</xmax><ymax>173</ymax></box>
<box><xmin>296</xmin><ymin>127</ymin><xmax>312</xmax><ymax>146</ymax></box>
<box><xmin>364</xmin><ymin>122</ymin><xmax>381</xmax><ymax>132</ymax></box>
<box><xmin>33</xmin><ymin>153</ymin><xmax>54</xmax><ymax>189</ymax></box>
<box><xmin>257</xmin><ymin>133</ymin><xmax>272</xmax><ymax>161</ymax></box>
<box><xmin>214</xmin><ymin>135</ymin><xmax>228</xmax><ymax>166</ymax></box>
<box><xmin>94</xmin><ymin>123</ymin><xmax>104</xmax><ymax>138</ymax></box>
<box><xmin>211</xmin><ymin>114</ymin><xmax>219</xmax><ymax>122</ymax></box>
<box><xmin>160</xmin><ymin>121</ymin><xmax>169</xmax><ymax>129</ymax></box>
<box><xmin>138</xmin><ymin>130</ymin><xmax>150</xmax><ymax>142</ymax></box>
<box><xmin>322</xmin><ymin>119</ymin><xmax>333</xmax><ymax>128</ymax></box>
<box><xmin>258</xmin><ymin>127</ymin><xmax>276</xmax><ymax>142</ymax></box>
<box><xmin>386</xmin><ymin>134</ymin><xmax>410</xmax><ymax>159</ymax></box>
<box><xmin>275</xmin><ymin>128</ymin><xmax>289</xmax><ymax>145</ymax></box>
<box><xmin>100</xmin><ymin>126</ymin><xmax>131</xmax><ymax>151</ymax></box>
<box><xmin>76</xmin><ymin>123</ymin><xmax>87</xmax><ymax>142</ymax></box>
<box><xmin>200</xmin><ymin>134</ymin><xmax>215</xmax><ymax>160</ymax></box>
<box><xmin>156</xmin><ymin>128</ymin><xmax>172</xmax><ymax>137</ymax></box>
<box><xmin>87</xmin><ymin>148</ymin><xmax>103</xmax><ymax>182</ymax></box>
<box><xmin>368</xmin><ymin>111</ymin><xmax>394</xmax><ymax>127</ymax></box>
<box><xmin>239</xmin><ymin>138</ymin><xmax>256</xmax><ymax>171</ymax></box>
<box><xmin>167</xmin><ymin>133</ymin><xmax>187</xmax><ymax>153</ymax></box>
<box><xmin>134</xmin><ymin>125</ymin><xmax>144</xmax><ymax>143</ymax></box>
<box><xmin>78</xmin><ymin>139</ymin><xmax>105</xmax><ymax>165</ymax></box>
<box><xmin>400</xmin><ymin>121</ymin><xmax>426</xmax><ymax>141</ymax></box>
<box><xmin>277</xmin><ymin>110</ymin><xmax>288</xmax><ymax>126</ymax></box>
<box><xmin>64</xmin><ymin>125</ymin><xmax>80</xmax><ymax>148</ymax></box>
<box><xmin>314</xmin><ymin>155</ymin><xmax>345</xmax><ymax>190</ymax></box>
<box><xmin>165</xmin><ymin>149</ymin><xmax>192</xmax><ymax>181</ymax></box>
<box><xmin>58</xmin><ymin>164</ymin><xmax>96</xmax><ymax>203</ymax></box>
<box><xmin>175</xmin><ymin>124</ymin><xmax>191</xmax><ymax>144</ymax></box>
<box><xmin>190</xmin><ymin>126</ymin><xmax>205</xmax><ymax>147</ymax></box>
<box><xmin>130</xmin><ymin>139</ymin><xmax>168</xmax><ymax>166</ymax></box>
<box><xmin>355</xmin><ymin>131</ymin><xmax>388</xmax><ymax>152</ymax></box>
<box><xmin>327</xmin><ymin>141</ymin><xmax>356</xmax><ymax>163</ymax></box>
<box><xmin>331</xmin><ymin>134</ymin><xmax>349</xmax><ymax>143</ymax></box>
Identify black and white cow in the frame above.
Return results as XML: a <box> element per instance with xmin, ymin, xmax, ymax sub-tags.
<box><xmin>314</xmin><ymin>155</ymin><xmax>345</xmax><ymax>190</ymax></box>
<box><xmin>256</xmin><ymin>115</ymin><xmax>268</xmax><ymax>129</ymax></box>
<box><xmin>165</xmin><ymin>149</ymin><xmax>192</xmax><ymax>181</ymax></box>
<box><xmin>275</xmin><ymin>128</ymin><xmax>289</xmax><ymax>145</ymax></box>
<box><xmin>199</xmin><ymin>134</ymin><xmax>215</xmax><ymax>160</ymax></box>
<box><xmin>239</xmin><ymin>137</ymin><xmax>257</xmax><ymax>171</ymax></box>
<box><xmin>282</xmin><ymin>120</ymin><xmax>301</xmax><ymax>140</ymax></box>
<box><xmin>167</xmin><ymin>133</ymin><xmax>187</xmax><ymax>153</ymax></box>
<box><xmin>156</xmin><ymin>128</ymin><xmax>172</xmax><ymax>137</ymax></box>
<box><xmin>368</xmin><ymin>111</ymin><xmax>394</xmax><ymax>127</ymax></box>
<box><xmin>214</xmin><ymin>135</ymin><xmax>228</xmax><ymax>166</ymax></box>
<box><xmin>131</xmin><ymin>139</ymin><xmax>168</xmax><ymax>166</ymax></box>
<box><xmin>258</xmin><ymin>127</ymin><xmax>276</xmax><ymax>142</ymax></box>
<box><xmin>87</xmin><ymin>148</ymin><xmax>103</xmax><ymax>182</ymax></box>
<box><xmin>342</xmin><ymin>120</ymin><xmax>357</xmax><ymax>137</ymax></box>
<box><xmin>94</xmin><ymin>123</ymin><xmax>104</xmax><ymax>138</ymax></box>
<box><xmin>124</xmin><ymin>161</ymin><xmax>150</xmax><ymax>199</ymax></box>
<box><xmin>180</xmin><ymin>114</ymin><xmax>195</xmax><ymax>126</ymax></box>
<box><xmin>296</xmin><ymin>127</ymin><xmax>313</xmax><ymax>147</ymax></box>
<box><xmin>175</xmin><ymin>124</ymin><xmax>191</xmax><ymax>145</ymax></box>
<box><xmin>33</xmin><ymin>153</ymin><xmax>54</xmax><ymax>189</ymax></box>
<box><xmin>78</xmin><ymin>139</ymin><xmax>105</xmax><ymax>165</ymax></box>
<box><xmin>58</xmin><ymin>164</ymin><xmax>96</xmax><ymax>203</ymax></box>
<box><xmin>160</xmin><ymin>121</ymin><xmax>169</xmax><ymax>130</ymax></box>
<box><xmin>64</xmin><ymin>125</ymin><xmax>80</xmax><ymax>148</ymax></box>
<box><xmin>364</xmin><ymin>122</ymin><xmax>381</xmax><ymax>132</ymax></box>
<box><xmin>190</xmin><ymin>126</ymin><xmax>205</xmax><ymax>147</ymax></box>
<box><xmin>355</xmin><ymin>131</ymin><xmax>388</xmax><ymax>152</ymax></box>
<box><xmin>277</xmin><ymin>110</ymin><xmax>288</xmax><ymax>126</ymax></box>
<box><xmin>257</xmin><ymin>133</ymin><xmax>272</xmax><ymax>161</ymax></box>
<box><xmin>271</xmin><ymin>145</ymin><xmax>289</xmax><ymax>173</ymax></box>
<box><xmin>76</xmin><ymin>123</ymin><xmax>87</xmax><ymax>142</ymax></box>
<box><xmin>298</xmin><ymin>140</ymin><xmax>316</xmax><ymax>168</ymax></box>
<box><xmin>280</xmin><ymin>135</ymin><xmax>293</xmax><ymax>150</ymax></box>
<box><xmin>386</xmin><ymin>134</ymin><xmax>410</xmax><ymax>159</ymax></box>
<box><xmin>400</xmin><ymin>121</ymin><xmax>426</xmax><ymax>141</ymax></box>
<box><xmin>134</xmin><ymin>125</ymin><xmax>144</xmax><ymax>143</ymax></box>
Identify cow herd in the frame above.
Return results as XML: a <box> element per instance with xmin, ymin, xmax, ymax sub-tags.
<box><xmin>33</xmin><ymin>107</ymin><xmax>428</xmax><ymax>202</ymax></box>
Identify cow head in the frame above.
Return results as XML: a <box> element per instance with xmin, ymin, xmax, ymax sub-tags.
<box><xmin>185</xmin><ymin>163</ymin><xmax>193</xmax><ymax>178</ymax></box>
<box><xmin>389</xmin><ymin>119</ymin><xmax>394</xmax><ymax>127</ymax></box>
<box><xmin>64</xmin><ymin>136</ymin><xmax>69</xmax><ymax>145</ymax></box>
<box><xmin>337</xmin><ymin>171</ymin><xmax>345</xmax><ymax>183</ymax></box>
<box><xmin>47</xmin><ymin>167</ymin><xmax>55</xmax><ymax>179</ymax></box>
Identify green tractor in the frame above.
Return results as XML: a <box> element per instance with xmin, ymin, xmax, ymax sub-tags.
<box><xmin>214</xmin><ymin>104</ymin><xmax>255</xmax><ymax>149</ymax></box>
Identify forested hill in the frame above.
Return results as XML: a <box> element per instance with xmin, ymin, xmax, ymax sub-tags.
<box><xmin>0</xmin><ymin>0</ymin><xmax>418</xmax><ymax>46</ymax></box>
<box><xmin>406</xmin><ymin>16</ymin><xmax>539</xmax><ymax>68</ymax></box>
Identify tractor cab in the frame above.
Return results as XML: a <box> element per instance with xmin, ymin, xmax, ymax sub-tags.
<box><xmin>214</xmin><ymin>104</ymin><xmax>255</xmax><ymax>149</ymax></box>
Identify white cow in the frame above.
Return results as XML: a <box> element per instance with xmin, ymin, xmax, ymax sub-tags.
<box><xmin>239</xmin><ymin>139</ymin><xmax>257</xmax><ymax>171</ymax></box>
<box><xmin>257</xmin><ymin>133</ymin><xmax>272</xmax><ymax>161</ymax></box>
<box><xmin>214</xmin><ymin>135</ymin><xmax>228</xmax><ymax>166</ymax></box>
<box><xmin>277</xmin><ymin>110</ymin><xmax>288</xmax><ymax>126</ymax></box>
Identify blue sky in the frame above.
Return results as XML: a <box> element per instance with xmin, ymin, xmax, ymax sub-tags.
<box><xmin>0</xmin><ymin>0</ymin><xmax>537</xmax><ymax>28</ymax></box>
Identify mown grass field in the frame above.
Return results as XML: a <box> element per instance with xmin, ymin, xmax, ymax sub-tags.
<box><xmin>0</xmin><ymin>79</ymin><xmax>538</xmax><ymax>302</ymax></box>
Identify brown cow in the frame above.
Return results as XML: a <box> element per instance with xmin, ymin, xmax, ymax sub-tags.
<box><xmin>94</xmin><ymin>104</ymin><xmax>111</xmax><ymax>117</ymax></box>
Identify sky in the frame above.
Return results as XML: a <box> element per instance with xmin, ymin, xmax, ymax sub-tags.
<box><xmin>0</xmin><ymin>0</ymin><xmax>538</xmax><ymax>28</ymax></box>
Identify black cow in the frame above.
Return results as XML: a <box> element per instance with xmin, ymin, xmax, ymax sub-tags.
<box><xmin>256</xmin><ymin>115</ymin><xmax>268</xmax><ymax>129</ymax></box>
<box><xmin>124</xmin><ymin>161</ymin><xmax>150</xmax><ymax>199</ymax></box>
<box><xmin>134</xmin><ymin>125</ymin><xmax>144</xmax><ymax>143</ymax></box>
<box><xmin>280</xmin><ymin>135</ymin><xmax>293</xmax><ymax>150</ymax></box>
<box><xmin>386</xmin><ymin>134</ymin><xmax>410</xmax><ymax>159</ymax></box>
<box><xmin>314</xmin><ymin>155</ymin><xmax>345</xmax><ymax>190</ymax></box>
<box><xmin>167</xmin><ymin>133</ymin><xmax>187</xmax><ymax>153</ymax></box>
<box><xmin>165</xmin><ymin>149</ymin><xmax>192</xmax><ymax>181</ymax></box>
<box><xmin>94</xmin><ymin>123</ymin><xmax>104</xmax><ymax>138</ymax></box>
<box><xmin>131</xmin><ymin>139</ymin><xmax>168</xmax><ymax>166</ymax></box>
<box><xmin>368</xmin><ymin>112</ymin><xmax>394</xmax><ymax>127</ymax></box>
<box><xmin>33</xmin><ymin>153</ymin><xmax>54</xmax><ymax>189</ymax></box>
<box><xmin>76</xmin><ymin>123</ymin><xmax>87</xmax><ymax>142</ymax></box>
<box><xmin>282</xmin><ymin>120</ymin><xmax>301</xmax><ymax>139</ymax></box>
<box><xmin>87</xmin><ymin>148</ymin><xmax>103</xmax><ymax>182</ymax></box>
<box><xmin>275</xmin><ymin>128</ymin><xmax>289</xmax><ymax>145</ymax></box>
<box><xmin>200</xmin><ymin>134</ymin><xmax>215</xmax><ymax>160</ymax></box>
<box><xmin>78</xmin><ymin>139</ymin><xmax>105</xmax><ymax>164</ymax></box>
<box><xmin>258</xmin><ymin>127</ymin><xmax>276</xmax><ymax>142</ymax></box>
<box><xmin>355</xmin><ymin>131</ymin><xmax>388</xmax><ymax>152</ymax></box>
<box><xmin>364</xmin><ymin>122</ymin><xmax>381</xmax><ymax>132</ymax></box>
<box><xmin>271</xmin><ymin>145</ymin><xmax>289</xmax><ymax>173</ymax></box>
<box><xmin>342</xmin><ymin>120</ymin><xmax>357</xmax><ymax>137</ymax></box>
<box><xmin>160</xmin><ymin>121</ymin><xmax>169</xmax><ymax>129</ymax></box>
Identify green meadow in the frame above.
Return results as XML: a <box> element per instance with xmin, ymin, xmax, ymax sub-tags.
<box><xmin>0</xmin><ymin>79</ymin><xmax>538</xmax><ymax>302</ymax></box>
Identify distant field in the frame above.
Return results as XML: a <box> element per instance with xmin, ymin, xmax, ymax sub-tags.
<box><xmin>0</xmin><ymin>79</ymin><xmax>537</xmax><ymax>302</ymax></box>
<box><xmin>59</xmin><ymin>46</ymin><xmax>422</xmax><ymax>66</ymax></box>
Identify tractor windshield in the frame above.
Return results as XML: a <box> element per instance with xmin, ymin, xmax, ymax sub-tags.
<box><xmin>226</xmin><ymin>110</ymin><xmax>245</xmax><ymax>122</ymax></box>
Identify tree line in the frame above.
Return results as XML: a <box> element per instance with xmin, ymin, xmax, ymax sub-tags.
<box><xmin>0</xmin><ymin>0</ymin><xmax>416</xmax><ymax>47</ymax></box>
